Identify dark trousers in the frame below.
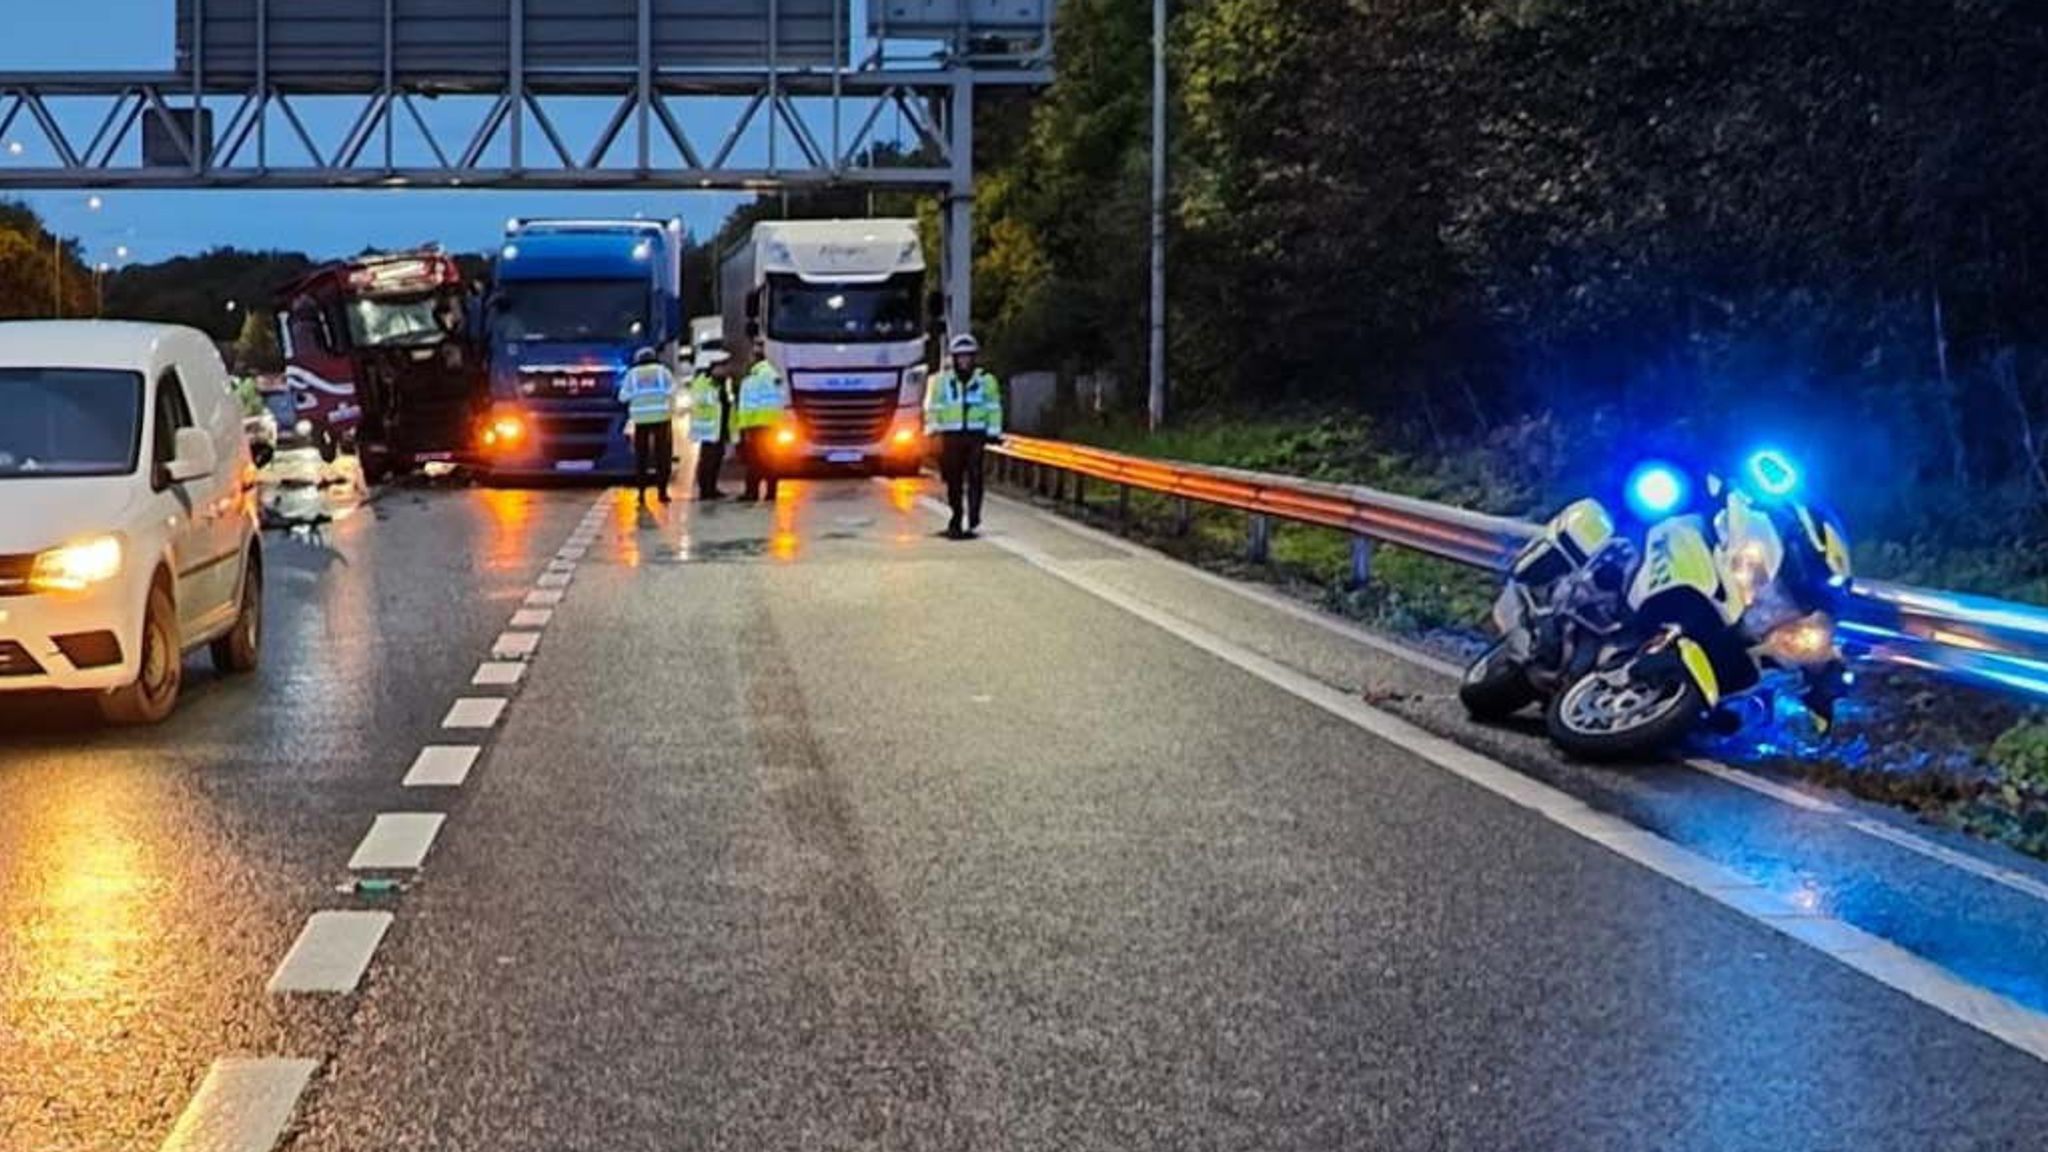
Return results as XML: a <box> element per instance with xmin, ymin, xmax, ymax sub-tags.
<box><xmin>938</xmin><ymin>432</ymin><xmax>987</xmax><ymax>530</ymax></box>
<box><xmin>693</xmin><ymin>439</ymin><xmax>727</xmax><ymax>498</ymax></box>
<box><xmin>631</xmin><ymin>421</ymin><xmax>674</xmax><ymax>495</ymax></box>
<box><xmin>738</xmin><ymin>428</ymin><xmax>780</xmax><ymax>500</ymax></box>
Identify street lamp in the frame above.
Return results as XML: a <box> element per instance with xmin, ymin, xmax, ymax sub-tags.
<box><xmin>86</xmin><ymin>194</ymin><xmax>103</xmax><ymax>212</ymax></box>
<box><xmin>114</xmin><ymin>244</ymin><xmax>129</xmax><ymax>260</ymax></box>
<box><xmin>4</xmin><ymin>140</ymin><xmax>21</xmax><ymax>157</ymax></box>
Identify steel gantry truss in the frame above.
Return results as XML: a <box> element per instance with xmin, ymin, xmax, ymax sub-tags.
<box><xmin>0</xmin><ymin>69</ymin><xmax>1045</xmax><ymax>191</ymax></box>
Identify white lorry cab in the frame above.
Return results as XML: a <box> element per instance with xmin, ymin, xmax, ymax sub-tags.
<box><xmin>0</xmin><ymin>322</ymin><xmax>264</xmax><ymax>723</ymax></box>
<box><xmin>719</xmin><ymin>219</ymin><xmax>932</xmax><ymax>474</ymax></box>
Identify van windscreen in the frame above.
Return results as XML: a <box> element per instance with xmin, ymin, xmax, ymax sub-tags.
<box><xmin>0</xmin><ymin>368</ymin><xmax>145</xmax><ymax>478</ymax></box>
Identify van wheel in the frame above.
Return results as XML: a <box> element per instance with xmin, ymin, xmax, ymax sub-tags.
<box><xmin>99</xmin><ymin>581</ymin><xmax>181</xmax><ymax>724</ymax></box>
<box><xmin>210</xmin><ymin>555</ymin><xmax>262</xmax><ymax>674</ymax></box>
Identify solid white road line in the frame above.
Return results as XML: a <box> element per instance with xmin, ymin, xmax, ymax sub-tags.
<box><xmin>536</xmin><ymin>571</ymin><xmax>574</xmax><ymax>589</ymax></box>
<box><xmin>510</xmin><ymin>608</ymin><xmax>554</xmax><ymax>628</ymax></box>
<box><xmin>993</xmin><ymin>489</ymin><xmax>2048</xmax><ymax>911</ymax></box>
<box><xmin>158</xmin><ymin>1057</ymin><xmax>318</xmax><ymax>1152</ymax></box>
<box><xmin>473</xmin><ymin>661</ymin><xmax>526</xmax><ymax>687</ymax></box>
<box><xmin>268</xmin><ymin>911</ymin><xmax>393</xmax><ymax>994</ymax></box>
<box><xmin>975</xmin><ymin>514</ymin><xmax>2048</xmax><ymax>1065</ymax></box>
<box><xmin>524</xmin><ymin>588</ymin><xmax>566</xmax><ymax>607</ymax></box>
<box><xmin>348</xmin><ymin>813</ymin><xmax>447</xmax><ymax>871</ymax></box>
<box><xmin>492</xmin><ymin>630</ymin><xmax>541</xmax><ymax>659</ymax></box>
<box><xmin>404</xmin><ymin>745</ymin><xmax>481</xmax><ymax>787</ymax></box>
<box><xmin>442</xmin><ymin>697</ymin><xmax>507</xmax><ymax>729</ymax></box>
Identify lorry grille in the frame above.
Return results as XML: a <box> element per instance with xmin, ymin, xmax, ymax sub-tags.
<box><xmin>793</xmin><ymin>390</ymin><xmax>897</xmax><ymax>446</ymax></box>
<box><xmin>531</xmin><ymin>411</ymin><xmax>621</xmax><ymax>460</ymax></box>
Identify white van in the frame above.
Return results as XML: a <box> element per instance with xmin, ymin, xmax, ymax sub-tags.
<box><xmin>0</xmin><ymin>322</ymin><xmax>264</xmax><ymax>723</ymax></box>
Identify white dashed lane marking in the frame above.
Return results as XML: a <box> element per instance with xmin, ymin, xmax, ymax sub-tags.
<box><xmin>492</xmin><ymin>631</ymin><xmax>541</xmax><ymax>659</ymax></box>
<box><xmin>268</xmin><ymin>911</ymin><xmax>393</xmax><ymax>994</ymax></box>
<box><xmin>442</xmin><ymin>697</ymin><xmax>508</xmax><ymax>729</ymax></box>
<box><xmin>473</xmin><ymin>661</ymin><xmax>526</xmax><ymax>686</ymax></box>
<box><xmin>157</xmin><ymin>1058</ymin><xmax>318</xmax><ymax>1152</ymax></box>
<box><xmin>348</xmin><ymin>813</ymin><xmax>447</xmax><ymax>871</ymax></box>
<box><xmin>535</xmin><ymin>571</ymin><xmax>573</xmax><ymax>589</ymax></box>
<box><xmin>524</xmin><ymin>588</ymin><xmax>566</xmax><ymax>607</ymax></box>
<box><xmin>510</xmin><ymin>608</ymin><xmax>554</xmax><ymax>628</ymax></box>
<box><xmin>403</xmin><ymin>745</ymin><xmax>481</xmax><ymax>787</ymax></box>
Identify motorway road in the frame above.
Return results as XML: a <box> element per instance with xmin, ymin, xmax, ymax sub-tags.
<box><xmin>6</xmin><ymin>475</ymin><xmax>2048</xmax><ymax>1150</ymax></box>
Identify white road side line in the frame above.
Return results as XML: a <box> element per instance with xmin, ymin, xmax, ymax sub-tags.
<box><xmin>1845</xmin><ymin>816</ymin><xmax>2048</xmax><ymax>905</ymax></box>
<box><xmin>268</xmin><ymin>911</ymin><xmax>393</xmax><ymax>994</ymax></box>
<box><xmin>492</xmin><ymin>630</ymin><xmax>541</xmax><ymax>659</ymax></box>
<box><xmin>536</xmin><ymin>571</ymin><xmax>573</xmax><ymax>589</ymax></box>
<box><xmin>510</xmin><ymin>608</ymin><xmax>554</xmax><ymax>628</ymax></box>
<box><xmin>978</xmin><ymin>522</ymin><xmax>2048</xmax><ymax>1065</ymax></box>
<box><xmin>403</xmin><ymin>745</ymin><xmax>480</xmax><ymax>787</ymax></box>
<box><xmin>473</xmin><ymin>661</ymin><xmax>526</xmax><ymax>687</ymax></box>
<box><xmin>442</xmin><ymin>697</ymin><xmax>507</xmax><ymax>729</ymax></box>
<box><xmin>994</xmin><ymin>490</ymin><xmax>2048</xmax><ymax>910</ymax></box>
<box><xmin>158</xmin><ymin>1057</ymin><xmax>318</xmax><ymax>1152</ymax></box>
<box><xmin>524</xmin><ymin>588</ymin><xmax>565</xmax><ymax>607</ymax></box>
<box><xmin>348</xmin><ymin>813</ymin><xmax>446</xmax><ymax>870</ymax></box>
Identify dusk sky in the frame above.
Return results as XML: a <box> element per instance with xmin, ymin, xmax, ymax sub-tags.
<box><xmin>0</xmin><ymin>1</ymin><xmax>932</xmax><ymax>263</ymax></box>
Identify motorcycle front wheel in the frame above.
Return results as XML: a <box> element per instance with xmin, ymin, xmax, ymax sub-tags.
<box><xmin>1545</xmin><ymin>656</ymin><xmax>1705</xmax><ymax>761</ymax></box>
<box><xmin>1459</xmin><ymin>641</ymin><xmax>1537</xmax><ymax>720</ymax></box>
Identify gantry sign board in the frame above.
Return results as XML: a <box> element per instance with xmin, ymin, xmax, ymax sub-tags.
<box><xmin>173</xmin><ymin>0</ymin><xmax>1057</xmax><ymax>82</ymax></box>
<box><xmin>175</xmin><ymin>0</ymin><xmax>847</xmax><ymax>78</ymax></box>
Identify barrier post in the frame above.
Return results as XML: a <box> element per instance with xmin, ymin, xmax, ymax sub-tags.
<box><xmin>1349</xmin><ymin>536</ymin><xmax>1374</xmax><ymax>588</ymax></box>
<box><xmin>1117</xmin><ymin>483</ymin><xmax>1130</xmax><ymax>529</ymax></box>
<box><xmin>1173</xmin><ymin>497</ymin><xmax>1192</xmax><ymax>536</ymax></box>
<box><xmin>1248</xmin><ymin>514</ymin><xmax>1271</xmax><ymax>563</ymax></box>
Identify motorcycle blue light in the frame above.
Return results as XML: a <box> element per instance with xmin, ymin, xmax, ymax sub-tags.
<box><xmin>1746</xmin><ymin>449</ymin><xmax>1800</xmax><ymax>497</ymax></box>
<box><xmin>1626</xmin><ymin>462</ymin><xmax>1688</xmax><ymax>520</ymax></box>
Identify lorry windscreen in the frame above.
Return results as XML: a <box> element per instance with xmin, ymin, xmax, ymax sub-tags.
<box><xmin>767</xmin><ymin>275</ymin><xmax>921</xmax><ymax>342</ymax></box>
<box><xmin>0</xmin><ymin>369</ymin><xmax>144</xmax><ymax>478</ymax></box>
<box><xmin>492</xmin><ymin>280</ymin><xmax>650</xmax><ymax>344</ymax></box>
<box><xmin>348</xmin><ymin>293</ymin><xmax>457</xmax><ymax>348</ymax></box>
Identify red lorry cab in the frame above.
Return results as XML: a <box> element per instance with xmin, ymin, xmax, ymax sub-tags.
<box><xmin>275</xmin><ymin>250</ymin><xmax>485</xmax><ymax>482</ymax></box>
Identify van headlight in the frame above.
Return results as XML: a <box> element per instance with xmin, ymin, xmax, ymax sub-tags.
<box><xmin>30</xmin><ymin>534</ymin><xmax>124</xmax><ymax>592</ymax></box>
<box><xmin>1760</xmin><ymin>611</ymin><xmax>1836</xmax><ymax>667</ymax></box>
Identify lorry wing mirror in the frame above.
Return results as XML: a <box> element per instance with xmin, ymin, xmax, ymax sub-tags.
<box><xmin>745</xmin><ymin>321</ymin><xmax>761</xmax><ymax>340</ymax></box>
<box><xmin>926</xmin><ymin>291</ymin><xmax>945</xmax><ymax>323</ymax></box>
<box><xmin>744</xmin><ymin>293</ymin><xmax>760</xmax><ymax>321</ymax></box>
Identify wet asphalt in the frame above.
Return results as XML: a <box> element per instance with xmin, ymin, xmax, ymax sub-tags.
<box><xmin>4</xmin><ymin>474</ymin><xmax>2048</xmax><ymax>1150</ymax></box>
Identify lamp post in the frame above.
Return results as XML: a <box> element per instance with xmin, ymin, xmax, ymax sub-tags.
<box><xmin>1147</xmin><ymin>0</ymin><xmax>1168</xmax><ymax>431</ymax></box>
<box><xmin>51</xmin><ymin>194</ymin><xmax>106</xmax><ymax>319</ymax></box>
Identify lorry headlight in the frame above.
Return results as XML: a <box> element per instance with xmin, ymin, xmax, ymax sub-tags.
<box><xmin>31</xmin><ymin>534</ymin><xmax>124</xmax><ymax>592</ymax></box>
<box><xmin>482</xmin><ymin>407</ymin><xmax>527</xmax><ymax>449</ymax></box>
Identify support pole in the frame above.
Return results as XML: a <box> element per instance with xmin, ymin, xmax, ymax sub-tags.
<box><xmin>1146</xmin><ymin>0</ymin><xmax>1167</xmax><ymax>431</ymax></box>
<box><xmin>945</xmin><ymin>73</ymin><xmax>975</xmax><ymax>343</ymax></box>
<box><xmin>1247</xmin><ymin>514</ymin><xmax>1271</xmax><ymax>564</ymax></box>
<box><xmin>1349</xmin><ymin>536</ymin><xmax>1374</xmax><ymax>588</ymax></box>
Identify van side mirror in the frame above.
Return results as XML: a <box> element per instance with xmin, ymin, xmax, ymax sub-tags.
<box><xmin>167</xmin><ymin>427</ymin><xmax>218</xmax><ymax>483</ymax></box>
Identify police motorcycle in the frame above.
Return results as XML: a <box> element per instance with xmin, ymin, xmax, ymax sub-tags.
<box><xmin>1458</xmin><ymin>497</ymin><xmax>1638</xmax><ymax>720</ymax></box>
<box><xmin>1458</xmin><ymin>453</ymin><xmax>1859</xmax><ymax>758</ymax></box>
<box><xmin>1542</xmin><ymin>452</ymin><xmax>1855</xmax><ymax>760</ymax></box>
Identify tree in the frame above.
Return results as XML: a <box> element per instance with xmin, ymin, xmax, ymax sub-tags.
<box><xmin>231</xmin><ymin>308</ymin><xmax>284</xmax><ymax>374</ymax></box>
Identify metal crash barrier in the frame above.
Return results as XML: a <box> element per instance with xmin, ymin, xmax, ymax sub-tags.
<box><xmin>989</xmin><ymin>434</ymin><xmax>2048</xmax><ymax>700</ymax></box>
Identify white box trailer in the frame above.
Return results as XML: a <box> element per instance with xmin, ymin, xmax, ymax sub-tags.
<box><xmin>718</xmin><ymin>219</ymin><xmax>931</xmax><ymax>473</ymax></box>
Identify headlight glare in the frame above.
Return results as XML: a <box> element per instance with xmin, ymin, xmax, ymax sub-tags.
<box><xmin>30</xmin><ymin>535</ymin><xmax>124</xmax><ymax>592</ymax></box>
<box><xmin>1761</xmin><ymin>611</ymin><xmax>1836</xmax><ymax>666</ymax></box>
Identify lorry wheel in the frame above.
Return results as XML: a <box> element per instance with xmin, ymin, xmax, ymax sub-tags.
<box><xmin>1458</xmin><ymin>641</ymin><xmax>1537</xmax><ymax>721</ymax></box>
<box><xmin>210</xmin><ymin>554</ymin><xmax>263</xmax><ymax>674</ymax></box>
<box><xmin>99</xmin><ymin>580</ymin><xmax>181</xmax><ymax>724</ymax></box>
